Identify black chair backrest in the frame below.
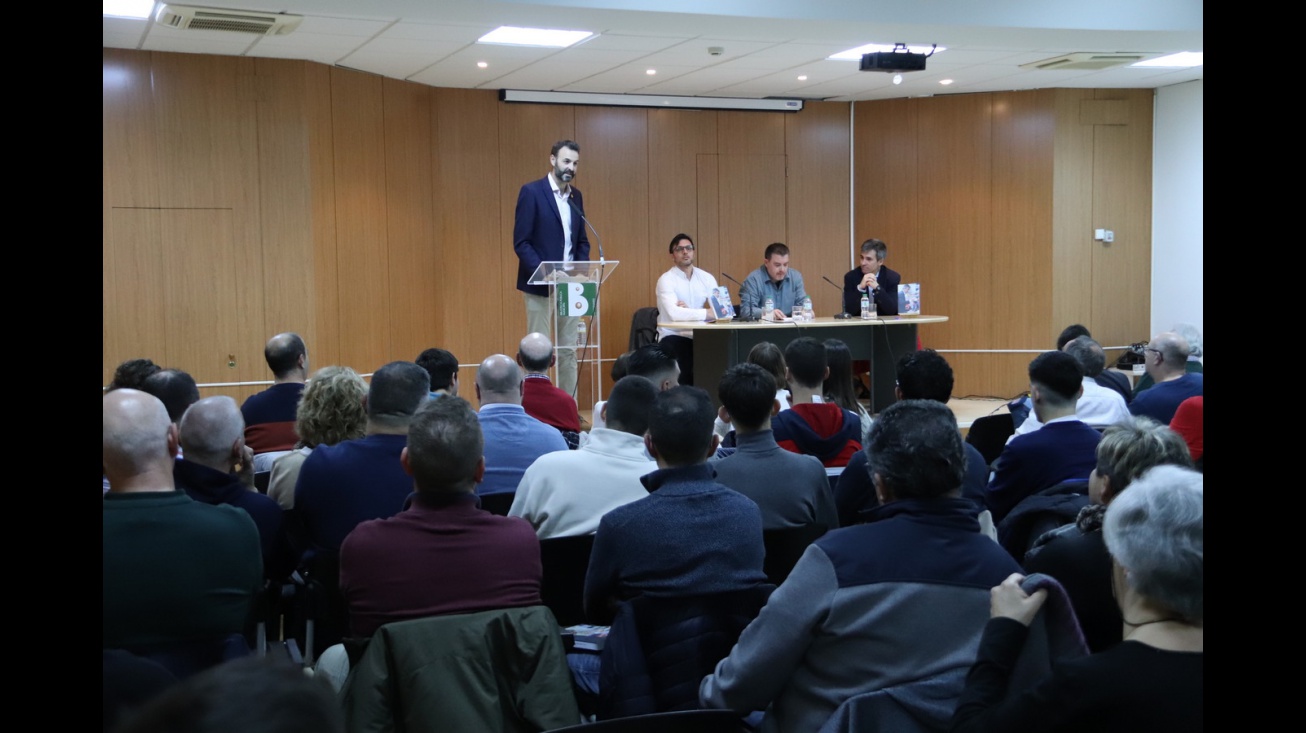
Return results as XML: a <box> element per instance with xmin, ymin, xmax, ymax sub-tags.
<box><xmin>997</xmin><ymin>479</ymin><xmax>1091</xmax><ymax>561</ymax></box>
<box><xmin>628</xmin><ymin>307</ymin><xmax>660</xmax><ymax>351</ymax></box>
<box><xmin>478</xmin><ymin>492</ymin><xmax>515</xmax><ymax>517</ymax></box>
<box><xmin>254</xmin><ymin>471</ymin><xmax>272</xmax><ymax>493</ymax></box>
<box><xmin>544</xmin><ymin>708</ymin><xmax>747</xmax><ymax>732</ymax></box>
<box><xmin>966</xmin><ymin>413</ymin><xmax>1015</xmax><ymax>467</ymax></box>
<box><xmin>539</xmin><ymin>533</ymin><xmax>597</xmax><ymax>627</ymax></box>
<box><xmin>119</xmin><ymin>633</ymin><xmax>251</xmax><ymax>680</ymax></box>
<box><xmin>762</xmin><ymin>523</ymin><xmax>828</xmax><ymax>586</ymax></box>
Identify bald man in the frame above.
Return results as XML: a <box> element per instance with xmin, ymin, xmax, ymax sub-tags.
<box><xmin>517</xmin><ymin>332</ymin><xmax>583</xmax><ymax>446</ymax></box>
<box><xmin>242</xmin><ymin>332</ymin><xmax>309</xmax><ymax>454</ymax></box>
<box><xmin>1128</xmin><ymin>331</ymin><xmax>1204</xmax><ymax>425</ymax></box>
<box><xmin>103</xmin><ymin>390</ymin><xmax>262</xmax><ymax>650</ymax></box>
<box><xmin>174</xmin><ymin>396</ymin><xmax>291</xmax><ymax>580</ymax></box>
<box><xmin>475</xmin><ymin>354</ymin><xmax>568</xmax><ymax>496</ymax></box>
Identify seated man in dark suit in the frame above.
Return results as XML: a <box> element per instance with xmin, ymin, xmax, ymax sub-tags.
<box><xmin>339</xmin><ymin>396</ymin><xmax>542</xmax><ymax>638</ymax></box>
<box><xmin>241</xmin><ymin>333</ymin><xmax>308</xmax><ymax>456</ymax></box>
<box><xmin>841</xmin><ymin>238</ymin><xmax>900</xmax><ymax>316</ymax></box>
<box><xmin>986</xmin><ymin>351</ymin><xmax>1102</xmax><ymax>524</ymax></box>
<box><xmin>771</xmin><ymin>337</ymin><xmax>862</xmax><ymax>468</ymax></box>
<box><xmin>1129</xmin><ymin>331</ymin><xmax>1204</xmax><ymax>425</ymax></box>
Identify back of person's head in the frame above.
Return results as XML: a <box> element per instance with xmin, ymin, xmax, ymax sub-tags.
<box><xmin>141</xmin><ymin>369</ymin><xmax>201</xmax><ymax>424</ymax></box>
<box><xmin>178</xmin><ymin>396</ymin><xmax>244</xmax><ymax>467</ymax></box>
<box><xmin>112</xmin><ymin>656</ymin><xmax>344</xmax><ymax>733</ymax></box>
<box><xmin>475</xmin><ymin>354</ymin><xmax>523</xmax><ymax>404</ymax></box>
<box><xmin>264</xmin><ymin>333</ymin><xmax>307</xmax><ymax>378</ymax></box>
<box><xmin>296</xmin><ymin>366</ymin><xmax>368</xmax><ymax>449</ymax></box>
<box><xmin>1103</xmin><ymin>464</ymin><xmax>1203</xmax><ymax>623</ymax></box>
<box><xmin>416</xmin><ymin>347</ymin><xmax>459</xmax><ymax>391</ymax></box>
<box><xmin>647</xmin><ymin>386</ymin><xmax>715</xmax><ymax>466</ymax></box>
<box><xmin>610</xmin><ymin>351</ymin><xmax>633</xmax><ymax>381</ymax></box>
<box><xmin>747</xmin><ymin>341</ymin><xmax>787</xmax><ymax>391</ymax></box>
<box><xmin>1028</xmin><ymin>350</ymin><xmax>1083</xmax><ymax>407</ymax></box>
<box><xmin>719</xmin><ymin>363</ymin><xmax>778</xmax><ymax>431</ymax></box>
<box><xmin>1172</xmin><ymin>323</ymin><xmax>1202</xmax><ymax>359</ymax></box>
<box><xmin>1096</xmin><ymin>417</ymin><xmax>1193</xmax><ymax>496</ymax></box>
<box><xmin>1056</xmin><ymin>323</ymin><xmax>1091</xmax><ymax>351</ymax></box>
<box><xmin>1063</xmin><ymin>335</ymin><xmax>1108</xmax><ymax>378</ymax></box>
<box><xmin>108</xmin><ymin>358</ymin><xmax>162</xmax><ymax>392</ymax></box>
<box><xmin>604</xmin><ymin>375</ymin><xmax>659</xmax><ymax>436</ymax></box>
<box><xmin>764</xmin><ymin>242</ymin><xmax>789</xmax><ymax>259</ymax></box>
<box><xmin>366</xmin><ymin>361</ymin><xmax>431</xmax><ymax>428</ymax></box>
<box><xmin>821</xmin><ymin>339</ymin><xmax>859</xmax><ymax>412</ymax></box>
<box><xmin>783</xmin><ymin>337</ymin><xmax>827</xmax><ymax>389</ymax></box>
<box><xmin>626</xmin><ymin>342</ymin><xmax>680</xmax><ymax>390</ymax></box>
<box><xmin>1153</xmin><ymin>331</ymin><xmax>1191</xmax><ymax>369</ymax></box>
<box><xmin>895</xmin><ymin>349</ymin><xmax>954</xmax><ymax>403</ymax></box>
<box><xmin>406</xmin><ymin>396</ymin><xmax>483</xmax><ymax>494</ymax></box>
<box><xmin>518</xmin><ymin>332</ymin><xmax>554</xmax><ymax>373</ymax></box>
<box><xmin>103</xmin><ymin>389</ymin><xmax>175</xmax><ymax>480</ymax></box>
<box><xmin>864</xmin><ymin>399</ymin><xmax>964</xmax><ymax>500</ymax></box>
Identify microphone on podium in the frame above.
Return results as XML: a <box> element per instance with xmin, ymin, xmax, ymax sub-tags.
<box><xmin>822</xmin><ymin>276</ymin><xmax>854</xmax><ymax>319</ymax></box>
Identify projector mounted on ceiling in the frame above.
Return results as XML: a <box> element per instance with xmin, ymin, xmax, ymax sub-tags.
<box><xmin>860</xmin><ymin>43</ymin><xmax>935</xmax><ymax>73</ymax></box>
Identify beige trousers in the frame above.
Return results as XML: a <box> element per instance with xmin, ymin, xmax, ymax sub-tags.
<box><xmin>524</xmin><ymin>292</ymin><xmax>578</xmax><ymax>399</ymax></box>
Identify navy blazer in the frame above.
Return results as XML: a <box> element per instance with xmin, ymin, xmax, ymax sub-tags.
<box><xmin>842</xmin><ymin>265</ymin><xmax>901</xmax><ymax>316</ymax></box>
<box><xmin>513</xmin><ymin>176</ymin><xmax>591</xmax><ymax>297</ymax></box>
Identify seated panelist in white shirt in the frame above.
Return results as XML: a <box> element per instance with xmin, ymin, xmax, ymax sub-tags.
<box><xmin>654</xmin><ymin>233</ymin><xmax>718</xmax><ymax>386</ymax></box>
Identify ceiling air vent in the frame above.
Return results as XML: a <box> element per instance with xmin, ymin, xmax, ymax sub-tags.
<box><xmin>155</xmin><ymin>5</ymin><xmax>304</xmax><ymax>36</ymax></box>
<box><xmin>1020</xmin><ymin>52</ymin><xmax>1147</xmax><ymax>71</ymax></box>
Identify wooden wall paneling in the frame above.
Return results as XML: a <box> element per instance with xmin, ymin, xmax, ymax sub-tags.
<box><xmin>915</xmin><ymin>95</ymin><xmax>993</xmax><ymax>353</ymax></box>
<box><xmin>717</xmin><ymin>155</ymin><xmax>788</xmax><ymax>286</ymax></box>
<box><xmin>946</xmin><ymin>352</ymin><xmax>1033</xmax><ymax>401</ymax></box>
<box><xmin>786</xmin><ymin>101</ymin><xmax>852</xmax><ymax>317</ymax></box>
<box><xmin>305</xmin><ymin>62</ymin><xmax>340</xmax><ymax>369</ymax></box>
<box><xmin>329</xmin><ymin>67</ymin><xmax>392</xmax><ymax>374</ymax></box>
<box><xmin>104</xmin><ymin>210</ymin><xmax>167</xmax><ymax>385</ymax></box>
<box><xmin>1051</xmin><ymin>89</ymin><xmax>1096</xmax><ymax>342</ymax></box>
<box><xmin>382</xmin><ymin>78</ymin><xmax>439</xmax><ymax>365</ymax></box>
<box><xmin>497</xmin><ymin>103</ymin><xmax>576</xmax><ymax>355</ymax></box>
<box><xmin>431</xmin><ymin>88</ymin><xmax>504</xmax><ymax>372</ymax></box>
<box><xmin>647</xmin><ymin>109</ymin><xmax>717</xmax><ymax>257</ymax></box>
<box><xmin>576</xmin><ymin>106</ymin><xmax>649</xmax><ymax>405</ymax></box>
<box><xmin>853</xmin><ymin>99</ymin><xmax>919</xmax><ymax>278</ymax></box>
<box><xmin>103</xmin><ymin>49</ymin><xmax>160</xmax><ymax>210</ymax></box>
<box><xmin>1090</xmin><ymin>89</ymin><xmax>1154</xmax><ymax>348</ymax></box>
<box><xmin>989</xmin><ymin>90</ymin><xmax>1055</xmax><ymax>350</ymax></box>
<box><xmin>718</xmin><ymin>110</ymin><xmax>785</xmax><ymax>156</ymax></box>
<box><xmin>695</xmin><ymin>155</ymin><xmax>721</xmax><ymax>284</ymax></box>
<box><xmin>253</xmin><ymin>58</ymin><xmax>319</xmax><ymax>357</ymax></box>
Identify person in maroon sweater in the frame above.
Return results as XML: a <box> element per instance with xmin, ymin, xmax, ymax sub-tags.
<box><xmin>517</xmin><ymin>332</ymin><xmax>582</xmax><ymax>438</ymax></box>
<box><xmin>338</xmin><ymin>396</ymin><xmax>543</xmax><ymax>638</ymax></box>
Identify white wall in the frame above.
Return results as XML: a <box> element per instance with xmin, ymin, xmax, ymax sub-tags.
<box><xmin>1150</xmin><ymin>79</ymin><xmax>1203</xmax><ymax>351</ymax></box>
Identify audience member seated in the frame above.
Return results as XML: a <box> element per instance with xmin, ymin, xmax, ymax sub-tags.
<box><xmin>293</xmin><ymin>361</ymin><xmax>429</xmax><ymax>555</ymax></box>
<box><xmin>415</xmin><ymin>346</ymin><xmax>460</xmax><ymax>399</ymax></box>
<box><xmin>241</xmin><ymin>333</ymin><xmax>309</xmax><ymax>456</ymax></box>
<box><xmin>699</xmin><ymin>400</ymin><xmax>1020</xmax><ymax>732</ymax></box>
<box><xmin>1132</xmin><ymin>322</ymin><xmax>1203</xmax><ymax>398</ymax></box>
<box><xmin>771</xmin><ymin>337</ymin><xmax>862</xmax><ymax>468</ymax></box>
<box><xmin>475</xmin><ymin>354</ymin><xmax>569</xmax><ymax>496</ymax></box>
<box><xmin>106</xmin><ymin>357</ymin><xmax>162</xmax><ymax>393</ymax></box>
<box><xmin>339</xmin><ymin>397</ymin><xmax>542</xmax><ymax>638</ymax></box>
<box><xmin>267</xmin><ymin>366</ymin><xmax>368</xmax><ymax>510</ymax></box>
<box><xmin>987</xmin><ymin>351</ymin><xmax>1101</xmax><ymax>524</ymax></box>
<box><xmin>584</xmin><ymin>386</ymin><xmax>768</xmax><ymax>621</ymax></box>
<box><xmin>517</xmin><ymin>332</ymin><xmax>583</xmax><ymax>447</ymax></box>
<box><xmin>625</xmin><ymin>341</ymin><xmax>682</xmax><ymax>392</ymax></box>
<box><xmin>1169</xmin><ymin>396</ymin><xmax>1203</xmax><ymax>467</ymax></box>
<box><xmin>715</xmin><ymin>341</ymin><xmax>792</xmax><ymax>444</ymax></box>
<box><xmin>510</xmin><ymin>375</ymin><xmax>658</xmax><ymax>538</ymax></box>
<box><xmin>141</xmin><ymin>368</ymin><xmax>201</xmax><ymax>428</ymax></box>
<box><xmin>822</xmin><ymin>339</ymin><xmax>872</xmax><ymax>445</ymax></box>
<box><xmin>835</xmin><ymin>349</ymin><xmax>989</xmax><ymax>526</ymax></box>
<box><xmin>1023</xmin><ymin>417</ymin><xmax>1192</xmax><ymax>653</ymax></box>
<box><xmin>173</xmin><ymin>396</ymin><xmax>291</xmax><ymax>580</ymax></box>
<box><xmin>951</xmin><ymin>465</ymin><xmax>1203</xmax><ymax>731</ymax></box>
<box><xmin>103</xmin><ymin>389</ymin><xmax>262</xmax><ymax>652</ymax></box>
<box><xmin>1009</xmin><ymin>336</ymin><xmax>1129</xmax><ymax>440</ymax></box>
<box><xmin>585</xmin><ymin>351</ymin><xmax>632</xmax><ymax>435</ymax></box>
<box><xmin>713</xmin><ymin>363</ymin><xmax>837</xmax><ymax>530</ymax></box>
<box><xmin>1129</xmin><ymin>331</ymin><xmax>1204</xmax><ymax>425</ymax></box>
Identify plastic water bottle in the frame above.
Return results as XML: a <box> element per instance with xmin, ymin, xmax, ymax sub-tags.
<box><xmin>575</xmin><ymin>320</ymin><xmax>587</xmax><ymax>352</ymax></box>
<box><xmin>802</xmin><ymin>297</ymin><xmax>814</xmax><ymax>322</ymax></box>
<box><xmin>860</xmin><ymin>293</ymin><xmax>871</xmax><ymax>319</ymax></box>
<box><xmin>763</xmin><ymin>297</ymin><xmax>774</xmax><ymax>319</ymax></box>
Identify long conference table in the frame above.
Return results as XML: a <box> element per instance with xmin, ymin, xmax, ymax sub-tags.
<box><xmin>657</xmin><ymin>315</ymin><xmax>949</xmax><ymax>414</ymax></box>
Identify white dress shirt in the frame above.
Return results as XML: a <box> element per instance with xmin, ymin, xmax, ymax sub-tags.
<box><xmin>655</xmin><ymin>265</ymin><xmax>719</xmax><ymax>339</ymax></box>
<box><xmin>548</xmin><ymin>173</ymin><xmax>574</xmax><ymax>263</ymax></box>
<box><xmin>1009</xmin><ymin>376</ymin><xmax>1131</xmax><ymax>442</ymax></box>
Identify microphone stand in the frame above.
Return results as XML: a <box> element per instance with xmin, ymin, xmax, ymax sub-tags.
<box><xmin>822</xmin><ymin>275</ymin><xmax>854</xmax><ymax>319</ymax></box>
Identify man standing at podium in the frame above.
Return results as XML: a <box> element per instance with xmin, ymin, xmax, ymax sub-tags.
<box><xmin>655</xmin><ymin>233</ymin><xmax>718</xmax><ymax>386</ymax></box>
<box><xmin>513</xmin><ymin>140</ymin><xmax>590</xmax><ymax>399</ymax></box>
<box><xmin>842</xmin><ymin>238</ymin><xmax>900</xmax><ymax>317</ymax></box>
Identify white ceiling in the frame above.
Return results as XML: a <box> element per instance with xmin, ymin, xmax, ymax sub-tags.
<box><xmin>103</xmin><ymin>0</ymin><xmax>1203</xmax><ymax>102</ymax></box>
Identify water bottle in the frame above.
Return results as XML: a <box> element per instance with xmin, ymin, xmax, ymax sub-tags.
<box><xmin>763</xmin><ymin>297</ymin><xmax>774</xmax><ymax>319</ymax></box>
<box><xmin>575</xmin><ymin>320</ymin><xmax>587</xmax><ymax>352</ymax></box>
<box><xmin>802</xmin><ymin>297</ymin><xmax>814</xmax><ymax>322</ymax></box>
<box><xmin>860</xmin><ymin>293</ymin><xmax>871</xmax><ymax>319</ymax></box>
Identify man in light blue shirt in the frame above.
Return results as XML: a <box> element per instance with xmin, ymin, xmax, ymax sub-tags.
<box><xmin>474</xmin><ymin>354</ymin><xmax>568</xmax><ymax>496</ymax></box>
<box><xmin>740</xmin><ymin>242</ymin><xmax>808</xmax><ymax>321</ymax></box>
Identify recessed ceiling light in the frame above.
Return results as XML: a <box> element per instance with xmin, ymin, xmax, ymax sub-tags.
<box><xmin>477</xmin><ymin>61</ymin><xmax>488</xmax><ymax>69</ymax></box>
<box><xmin>1131</xmin><ymin>52</ymin><xmax>1202</xmax><ymax>68</ymax></box>
<box><xmin>797</xmin><ymin>75</ymin><xmax>808</xmax><ymax>81</ymax></box>
<box><xmin>829</xmin><ymin>43</ymin><xmax>945</xmax><ymax>61</ymax></box>
<box><xmin>892</xmin><ymin>74</ymin><xmax>903</xmax><ymax>85</ymax></box>
<box><xmin>103</xmin><ymin>0</ymin><xmax>154</xmax><ymax>19</ymax></box>
<box><xmin>477</xmin><ymin>26</ymin><xmax>593</xmax><ymax>48</ymax></box>
<box><xmin>646</xmin><ymin>69</ymin><xmax>657</xmax><ymax>75</ymax></box>
<box><xmin>939</xmin><ymin>79</ymin><xmax>954</xmax><ymax>85</ymax></box>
